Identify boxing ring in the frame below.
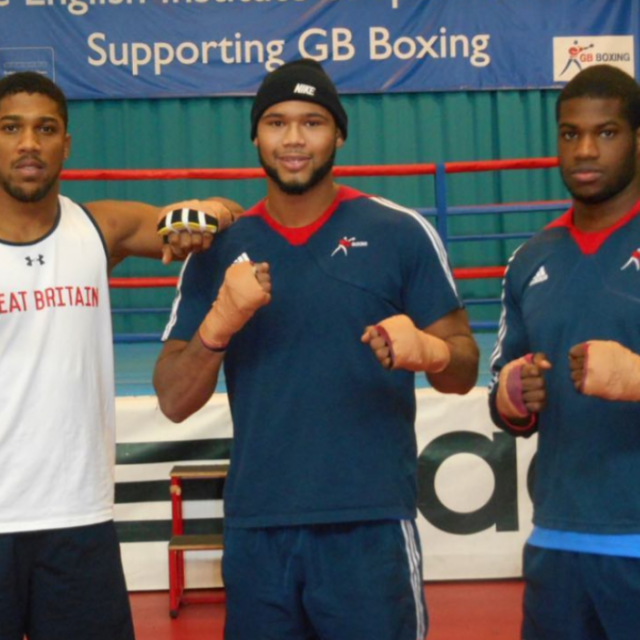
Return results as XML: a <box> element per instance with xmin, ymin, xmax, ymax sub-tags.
<box><xmin>62</xmin><ymin>159</ymin><xmax>568</xmax><ymax>590</ymax></box>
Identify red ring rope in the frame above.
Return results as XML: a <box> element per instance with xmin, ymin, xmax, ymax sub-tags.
<box><xmin>63</xmin><ymin>157</ymin><xmax>557</xmax><ymax>182</ymax></box>
<box><xmin>109</xmin><ymin>267</ymin><xmax>506</xmax><ymax>289</ymax></box>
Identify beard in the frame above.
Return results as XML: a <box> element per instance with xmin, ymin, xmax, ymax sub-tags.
<box><xmin>259</xmin><ymin>147</ymin><xmax>336</xmax><ymax>196</ymax></box>
<box><xmin>0</xmin><ymin>172</ymin><xmax>59</xmax><ymax>204</ymax></box>
<box><xmin>561</xmin><ymin>143</ymin><xmax>639</xmax><ymax>206</ymax></box>
<box><xmin>562</xmin><ymin>164</ymin><xmax>637</xmax><ymax>205</ymax></box>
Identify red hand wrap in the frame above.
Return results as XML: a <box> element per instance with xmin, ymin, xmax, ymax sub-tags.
<box><xmin>497</xmin><ymin>353</ymin><xmax>534</xmax><ymax>420</ymax></box>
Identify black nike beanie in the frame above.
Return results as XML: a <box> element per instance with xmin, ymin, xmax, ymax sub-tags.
<box><xmin>250</xmin><ymin>59</ymin><xmax>348</xmax><ymax>141</ymax></box>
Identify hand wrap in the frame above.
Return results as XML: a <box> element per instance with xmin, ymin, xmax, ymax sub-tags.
<box><xmin>496</xmin><ymin>354</ymin><xmax>534</xmax><ymax>419</ymax></box>
<box><xmin>198</xmin><ymin>262</ymin><xmax>270</xmax><ymax>351</ymax></box>
<box><xmin>581</xmin><ymin>341</ymin><xmax>640</xmax><ymax>401</ymax></box>
<box><xmin>375</xmin><ymin>314</ymin><xmax>451</xmax><ymax>373</ymax></box>
<box><xmin>157</xmin><ymin>200</ymin><xmax>235</xmax><ymax>239</ymax></box>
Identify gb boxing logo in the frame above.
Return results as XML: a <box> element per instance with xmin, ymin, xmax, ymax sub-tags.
<box><xmin>331</xmin><ymin>236</ymin><xmax>369</xmax><ymax>257</ymax></box>
<box><xmin>621</xmin><ymin>248</ymin><xmax>640</xmax><ymax>271</ymax></box>
<box><xmin>25</xmin><ymin>255</ymin><xmax>45</xmax><ymax>267</ymax></box>
<box><xmin>553</xmin><ymin>36</ymin><xmax>634</xmax><ymax>83</ymax></box>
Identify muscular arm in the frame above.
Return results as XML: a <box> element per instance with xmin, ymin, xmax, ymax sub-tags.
<box><xmin>153</xmin><ymin>338</ymin><xmax>225</xmax><ymax>423</ymax></box>
<box><xmin>154</xmin><ymin>261</ymin><xmax>272</xmax><ymax>422</ymax></box>
<box><xmin>86</xmin><ymin>197</ymin><xmax>243</xmax><ymax>269</ymax></box>
<box><xmin>423</xmin><ymin>308</ymin><xmax>479</xmax><ymax>394</ymax></box>
<box><xmin>366</xmin><ymin>211</ymin><xmax>478</xmax><ymax>393</ymax></box>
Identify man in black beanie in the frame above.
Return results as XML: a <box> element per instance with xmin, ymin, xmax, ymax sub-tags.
<box><xmin>250</xmin><ymin>58</ymin><xmax>348</xmax><ymax>197</ymax></box>
<box><xmin>155</xmin><ymin>58</ymin><xmax>479</xmax><ymax>640</ymax></box>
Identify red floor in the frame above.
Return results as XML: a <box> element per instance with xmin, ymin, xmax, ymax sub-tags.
<box><xmin>131</xmin><ymin>580</ymin><xmax>524</xmax><ymax>639</ymax></box>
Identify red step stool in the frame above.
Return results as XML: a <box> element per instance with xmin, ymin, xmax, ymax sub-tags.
<box><xmin>168</xmin><ymin>464</ymin><xmax>229</xmax><ymax>618</ymax></box>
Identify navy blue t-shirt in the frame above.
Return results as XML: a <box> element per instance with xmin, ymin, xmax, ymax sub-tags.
<box><xmin>489</xmin><ymin>198</ymin><xmax>640</xmax><ymax>534</ymax></box>
<box><xmin>165</xmin><ymin>186</ymin><xmax>461</xmax><ymax>528</ymax></box>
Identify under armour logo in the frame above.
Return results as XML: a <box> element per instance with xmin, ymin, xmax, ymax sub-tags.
<box><xmin>25</xmin><ymin>255</ymin><xmax>45</xmax><ymax>267</ymax></box>
<box><xmin>621</xmin><ymin>249</ymin><xmax>640</xmax><ymax>271</ymax></box>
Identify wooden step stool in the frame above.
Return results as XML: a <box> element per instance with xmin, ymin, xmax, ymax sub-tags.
<box><xmin>169</xmin><ymin>464</ymin><xmax>229</xmax><ymax>618</ymax></box>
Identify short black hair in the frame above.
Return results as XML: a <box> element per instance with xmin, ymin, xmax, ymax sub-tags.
<box><xmin>0</xmin><ymin>72</ymin><xmax>68</xmax><ymax>129</ymax></box>
<box><xmin>556</xmin><ymin>64</ymin><xmax>640</xmax><ymax>129</ymax></box>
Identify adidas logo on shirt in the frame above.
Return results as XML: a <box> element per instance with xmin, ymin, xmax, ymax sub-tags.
<box><xmin>529</xmin><ymin>266</ymin><xmax>549</xmax><ymax>287</ymax></box>
<box><xmin>233</xmin><ymin>252</ymin><xmax>251</xmax><ymax>264</ymax></box>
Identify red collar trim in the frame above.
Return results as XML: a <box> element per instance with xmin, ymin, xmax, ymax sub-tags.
<box><xmin>246</xmin><ymin>185</ymin><xmax>366</xmax><ymax>246</ymax></box>
<box><xmin>545</xmin><ymin>196</ymin><xmax>640</xmax><ymax>255</ymax></box>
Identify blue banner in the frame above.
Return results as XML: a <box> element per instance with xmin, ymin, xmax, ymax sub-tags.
<box><xmin>0</xmin><ymin>0</ymin><xmax>637</xmax><ymax>99</ymax></box>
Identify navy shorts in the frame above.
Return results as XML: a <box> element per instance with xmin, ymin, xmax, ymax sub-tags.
<box><xmin>222</xmin><ymin>520</ymin><xmax>428</xmax><ymax>640</ymax></box>
<box><xmin>523</xmin><ymin>544</ymin><xmax>640</xmax><ymax>640</ymax></box>
<box><xmin>0</xmin><ymin>520</ymin><xmax>135</xmax><ymax>640</ymax></box>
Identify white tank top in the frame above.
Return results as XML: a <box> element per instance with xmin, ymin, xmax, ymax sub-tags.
<box><xmin>0</xmin><ymin>195</ymin><xmax>115</xmax><ymax>533</ymax></box>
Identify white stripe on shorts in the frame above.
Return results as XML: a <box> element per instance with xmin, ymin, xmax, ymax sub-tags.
<box><xmin>400</xmin><ymin>520</ymin><xmax>427</xmax><ymax>640</ymax></box>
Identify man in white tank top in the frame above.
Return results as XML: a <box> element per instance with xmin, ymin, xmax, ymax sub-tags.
<box><xmin>0</xmin><ymin>72</ymin><xmax>241</xmax><ymax>640</ymax></box>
